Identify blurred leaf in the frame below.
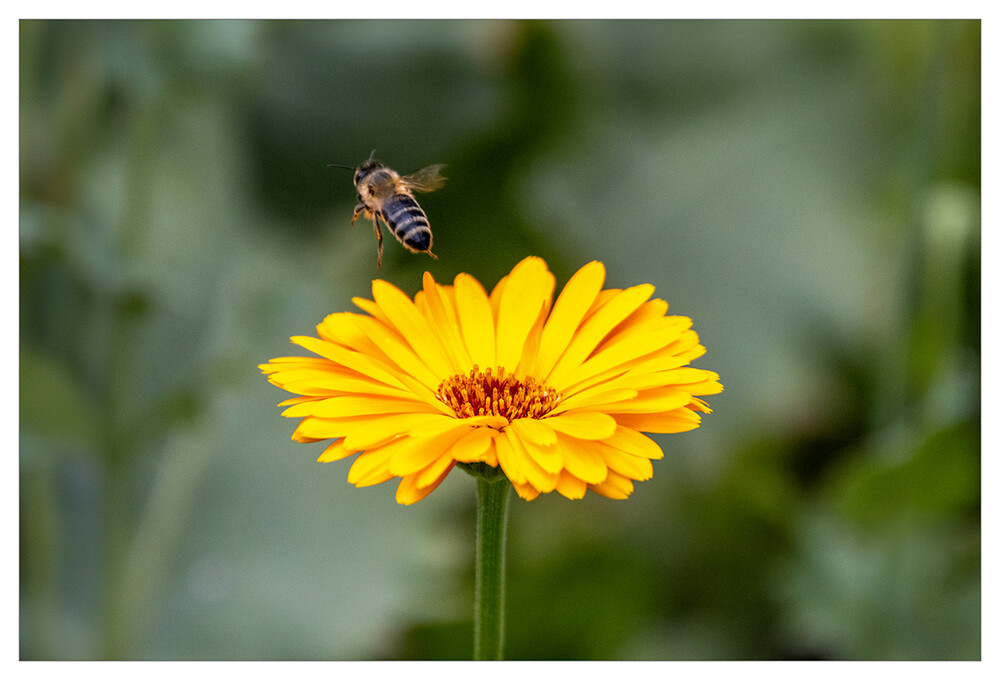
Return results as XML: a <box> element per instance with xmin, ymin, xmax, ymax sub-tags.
<box><xmin>20</xmin><ymin>345</ymin><xmax>100</xmax><ymax>449</ymax></box>
<box><xmin>837</xmin><ymin>422</ymin><xmax>979</xmax><ymax>525</ymax></box>
<box><xmin>395</xmin><ymin>620</ymin><xmax>472</xmax><ymax>661</ymax></box>
<box><xmin>776</xmin><ymin>513</ymin><xmax>979</xmax><ymax>660</ymax></box>
<box><xmin>505</xmin><ymin>541</ymin><xmax>657</xmax><ymax>659</ymax></box>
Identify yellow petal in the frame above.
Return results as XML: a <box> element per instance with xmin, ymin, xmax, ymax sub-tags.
<box><xmin>347</xmin><ymin>448</ymin><xmax>396</xmax><ymax>487</ymax></box>
<box><xmin>416</xmin><ymin>453</ymin><xmax>457</xmax><ymax>489</ymax></box>
<box><xmin>385</xmin><ymin>369</ymin><xmax>457</xmax><ymax>416</ymax></box>
<box><xmin>613</xmin><ymin>408</ymin><xmax>702</xmax><ymax>434</ymax></box>
<box><xmin>388</xmin><ymin>427</ymin><xmax>471</xmax><ymax>477</ymax></box>
<box><xmin>447</xmin><ymin>427</ymin><xmax>498</xmax><ymax>463</ymax></box>
<box><xmin>605</xmin><ymin>298</ymin><xmax>670</xmax><ymax>335</ymax></box>
<box><xmin>677</xmin><ymin>345</ymin><xmax>707</xmax><ymax>364</ymax></box>
<box><xmin>546</xmin><ymin>284</ymin><xmax>655</xmax><ymax>389</ymax></box>
<box><xmin>603</xmin><ymin>387</ymin><xmax>692</xmax><ymax>414</ymax></box>
<box><xmin>348</xmin><ymin>314</ymin><xmax>442</xmax><ymax>390</ymax></box>
<box><xmin>316</xmin><ymin>312</ymin><xmax>384</xmax><ymax>355</ymax></box>
<box><xmin>277</xmin><ymin>395</ymin><xmax>320</xmax><ymax>407</ymax></box>
<box><xmin>657</xmin><ymin>366</ymin><xmax>718</xmax><ymax>383</ymax></box>
<box><xmin>505</xmin><ymin>429</ymin><xmax>560</xmax><ymax>489</ymax></box>
<box><xmin>293</xmin><ymin>437</ymin><xmax>327</xmax><ymax>444</ymax></box>
<box><xmin>510</xmin><ymin>428</ymin><xmax>562</xmax><ymax>475</ymax></box>
<box><xmin>260</xmin><ymin>355</ymin><xmax>332</xmax><ymax>372</ymax></box>
<box><xmin>588</xmin><ymin>470</ymin><xmax>634</xmax><ymax>499</ymax></box>
<box><xmin>573</xmin><ymin>351</ymin><xmax>690</xmax><ymax>393</ymax></box>
<box><xmin>559</xmin><ymin>435</ymin><xmax>609</xmax><ymax>484</ymax></box>
<box><xmin>342</xmin><ymin>412</ymin><xmax>455</xmax><ymax>450</ymax></box>
<box><xmin>282</xmin><ymin>395</ymin><xmax>439</xmax><ymax>419</ymax></box>
<box><xmin>510</xmin><ymin>478</ymin><xmax>541</xmax><ymax>501</ymax></box>
<box><xmin>535</xmin><ymin>261</ymin><xmax>606</xmax><ymax>379</ymax></box>
<box><xmin>371</xmin><ymin>279</ymin><xmax>453</xmax><ymax>381</ymax></box>
<box><xmin>317</xmin><ymin>439</ymin><xmax>355</xmax><ymax>462</ymax></box>
<box><xmin>454</xmin><ymin>273</ymin><xmax>496</xmax><ymax>369</ymax></box>
<box><xmin>689</xmin><ymin>397</ymin><xmax>714</xmax><ymax>413</ymax></box>
<box><xmin>681</xmin><ymin>373</ymin><xmax>724</xmax><ymax>396</ymax></box>
<box><xmin>555</xmin><ymin>471</ymin><xmax>587</xmax><ymax>499</ymax></box>
<box><xmin>542</xmin><ymin>410</ymin><xmax>618</xmax><ymax>440</ymax></box>
<box><xmin>289</xmin><ymin>425</ymin><xmax>327</xmax><ymax>444</ymax></box>
<box><xmin>351</xmin><ymin>295</ymin><xmax>393</xmax><ymax>327</ymax></box>
<box><xmin>396</xmin><ymin>467</ymin><xmax>451</xmax><ymax>504</ymax></box>
<box><xmin>488</xmin><ymin>274</ymin><xmax>507</xmax><ymax>320</ymax></box>
<box><xmin>457</xmin><ymin>414</ymin><xmax>510</xmax><ymax>430</ymax></box>
<box><xmin>292</xmin><ymin>415</ymin><xmax>364</xmax><ymax>441</ymax></box>
<box><xmin>494</xmin><ymin>434</ymin><xmax>525</xmax><ymax>484</ymax></box>
<box><xmin>602</xmin><ymin>427</ymin><xmax>664</xmax><ymax>460</ymax></box>
<box><xmin>480</xmin><ymin>439</ymin><xmax>499</xmax><ymax>467</ymax></box>
<box><xmin>290</xmin><ymin>336</ymin><xmax>407</xmax><ymax>390</ymax></box>
<box><xmin>495</xmin><ymin>257</ymin><xmax>554</xmax><ymax>372</ymax></box>
<box><xmin>599</xmin><ymin>442</ymin><xmax>654</xmax><ymax>481</ymax></box>
<box><xmin>553</xmin><ymin>388</ymin><xmax>639</xmax><ymax>413</ymax></box>
<box><xmin>276</xmin><ymin>372</ymin><xmax>416</xmax><ymax>400</ymax></box>
<box><xmin>422</xmin><ymin>271</ymin><xmax>473</xmax><ymax>371</ymax></box>
<box><xmin>508</xmin><ymin>417</ymin><xmax>558</xmax><ymax>446</ymax></box>
<box><xmin>665</xmin><ymin>329</ymin><xmax>701</xmax><ymax>356</ymax></box>
<box><xmin>560</xmin><ymin>317</ymin><xmax>691</xmax><ymax>391</ymax></box>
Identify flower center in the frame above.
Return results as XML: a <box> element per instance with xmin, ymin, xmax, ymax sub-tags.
<box><xmin>437</xmin><ymin>365</ymin><xmax>561</xmax><ymax>421</ymax></box>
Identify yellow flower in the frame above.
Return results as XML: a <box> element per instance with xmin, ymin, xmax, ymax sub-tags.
<box><xmin>259</xmin><ymin>257</ymin><xmax>722</xmax><ymax>504</ymax></box>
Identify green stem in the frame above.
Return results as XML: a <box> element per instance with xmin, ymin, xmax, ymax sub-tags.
<box><xmin>462</xmin><ymin>463</ymin><xmax>511</xmax><ymax>661</ymax></box>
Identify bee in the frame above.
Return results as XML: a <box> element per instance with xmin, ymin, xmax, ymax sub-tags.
<box><xmin>330</xmin><ymin>151</ymin><xmax>446</xmax><ymax>269</ymax></box>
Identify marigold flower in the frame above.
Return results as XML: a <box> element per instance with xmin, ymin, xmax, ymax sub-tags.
<box><xmin>259</xmin><ymin>257</ymin><xmax>722</xmax><ymax>504</ymax></box>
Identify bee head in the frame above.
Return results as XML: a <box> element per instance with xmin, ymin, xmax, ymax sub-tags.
<box><xmin>353</xmin><ymin>159</ymin><xmax>384</xmax><ymax>187</ymax></box>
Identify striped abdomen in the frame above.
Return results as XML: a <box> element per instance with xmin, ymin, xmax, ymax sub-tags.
<box><xmin>380</xmin><ymin>193</ymin><xmax>433</xmax><ymax>253</ymax></box>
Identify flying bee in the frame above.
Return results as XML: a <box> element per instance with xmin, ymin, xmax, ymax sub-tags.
<box><xmin>330</xmin><ymin>151</ymin><xmax>446</xmax><ymax>269</ymax></box>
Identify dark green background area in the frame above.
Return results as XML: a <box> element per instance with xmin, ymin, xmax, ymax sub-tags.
<box><xmin>20</xmin><ymin>20</ymin><xmax>980</xmax><ymax>660</ymax></box>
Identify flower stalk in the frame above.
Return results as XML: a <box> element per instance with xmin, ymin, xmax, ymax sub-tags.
<box><xmin>463</xmin><ymin>462</ymin><xmax>511</xmax><ymax>660</ymax></box>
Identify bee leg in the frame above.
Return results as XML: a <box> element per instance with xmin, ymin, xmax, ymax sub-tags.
<box><xmin>373</xmin><ymin>215</ymin><xmax>384</xmax><ymax>269</ymax></box>
<box><xmin>426</xmin><ymin>249</ymin><xmax>438</xmax><ymax>260</ymax></box>
<box><xmin>351</xmin><ymin>204</ymin><xmax>364</xmax><ymax>226</ymax></box>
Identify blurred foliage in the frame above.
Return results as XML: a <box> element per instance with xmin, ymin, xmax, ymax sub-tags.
<box><xmin>20</xmin><ymin>19</ymin><xmax>979</xmax><ymax>660</ymax></box>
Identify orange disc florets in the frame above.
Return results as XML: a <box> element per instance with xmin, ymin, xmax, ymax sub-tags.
<box><xmin>437</xmin><ymin>365</ymin><xmax>561</xmax><ymax>421</ymax></box>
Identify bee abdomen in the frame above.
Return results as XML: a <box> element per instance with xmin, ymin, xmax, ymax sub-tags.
<box><xmin>381</xmin><ymin>194</ymin><xmax>433</xmax><ymax>252</ymax></box>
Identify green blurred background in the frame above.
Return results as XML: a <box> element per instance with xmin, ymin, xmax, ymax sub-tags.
<box><xmin>19</xmin><ymin>19</ymin><xmax>980</xmax><ymax>660</ymax></box>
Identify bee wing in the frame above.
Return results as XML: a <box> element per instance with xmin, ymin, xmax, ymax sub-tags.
<box><xmin>400</xmin><ymin>164</ymin><xmax>446</xmax><ymax>193</ymax></box>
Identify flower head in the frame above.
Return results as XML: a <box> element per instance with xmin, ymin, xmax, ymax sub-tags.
<box><xmin>260</xmin><ymin>257</ymin><xmax>722</xmax><ymax>504</ymax></box>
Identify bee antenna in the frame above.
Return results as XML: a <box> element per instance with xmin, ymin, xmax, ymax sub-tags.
<box><xmin>327</xmin><ymin>163</ymin><xmax>355</xmax><ymax>171</ymax></box>
<box><xmin>367</xmin><ymin>149</ymin><xmax>376</xmax><ymax>162</ymax></box>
